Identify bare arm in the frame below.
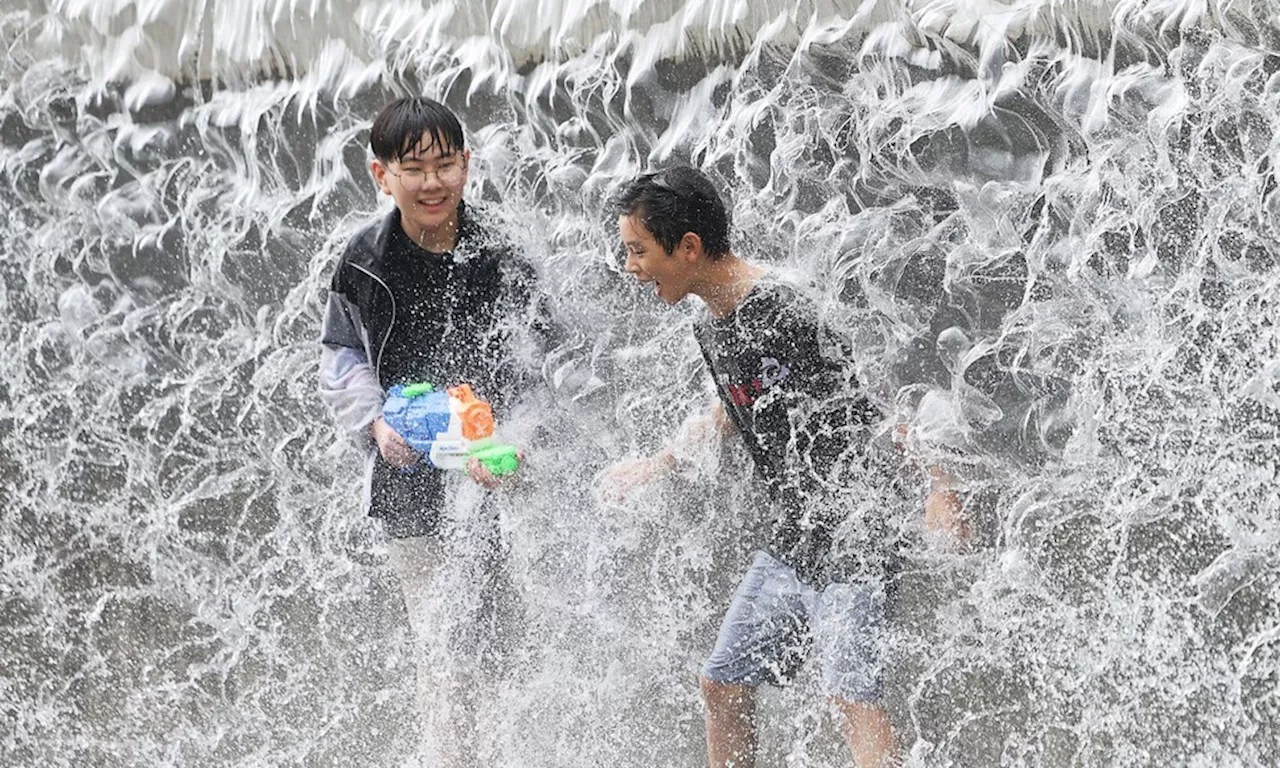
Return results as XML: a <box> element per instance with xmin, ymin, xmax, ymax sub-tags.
<box><xmin>597</xmin><ymin>399</ymin><xmax>733</xmax><ymax>502</ymax></box>
<box><xmin>649</xmin><ymin>399</ymin><xmax>733</xmax><ymax>470</ymax></box>
<box><xmin>896</xmin><ymin>419</ymin><xmax>969</xmax><ymax>541</ymax></box>
<box><xmin>924</xmin><ymin>466</ymin><xmax>969</xmax><ymax>541</ymax></box>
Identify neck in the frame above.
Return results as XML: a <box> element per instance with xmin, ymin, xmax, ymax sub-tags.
<box><xmin>400</xmin><ymin>209</ymin><xmax>461</xmax><ymax>253</ymax></box>
<box><xmin>692</xmin><ymin>253</ymin><xmax>764</xmax><ymax>318</ymax></box>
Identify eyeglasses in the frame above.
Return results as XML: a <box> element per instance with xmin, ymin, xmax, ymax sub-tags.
<box><xmin>386</xmin><ymin>154</ymin><xmax>466</xmax><ymax>190</ymax></box>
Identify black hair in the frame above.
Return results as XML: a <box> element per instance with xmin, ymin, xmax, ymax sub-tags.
<box><xmin>611</xmin><ymin>166</ymin><xmax>732</xmax><ymax>259</ymax></box>
<box><xmin>369</xmin><ymin>97</ymin><xmax>465</xmax><ymax>163</ymax></box>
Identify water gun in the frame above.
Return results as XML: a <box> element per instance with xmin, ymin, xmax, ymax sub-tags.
<box><xmin>381</xmin><ymin>382</ymin><xmax>522</xmax><ymax>476</ymax></box>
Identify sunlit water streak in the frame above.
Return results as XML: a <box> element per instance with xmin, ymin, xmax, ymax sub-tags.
<box><xmin>2</xmin><ymin>1</ymin><xmax>1278</xmax><ymax>765</ymax></box>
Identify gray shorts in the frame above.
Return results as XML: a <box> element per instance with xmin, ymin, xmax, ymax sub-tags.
<box><xmin>701</xmin><ymin>550</ymin><xmax>890</xmax><ymax>703</ymax></box>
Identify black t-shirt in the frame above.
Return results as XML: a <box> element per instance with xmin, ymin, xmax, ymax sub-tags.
<box><xmin>694</xmin><ymin>279</ymin><xmax>881</xmax><ymax>582</ymax></box>
<box><xmin>378</xmin><ymin>225</ymin><xmax>454</xmax><ymax>387</ymax></box>
<box><xmin>370</xmin><ymin>218</ymin><xmax>539</xmax><ymax>538</ymax></box>
<box><xmin>377</xmin><ymin>223</ymin><xmax>522</xmax><ymax>392</ymax></box>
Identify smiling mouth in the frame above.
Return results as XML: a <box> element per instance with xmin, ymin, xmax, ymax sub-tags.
<box><xmin>419</xmin><ymin>197</ymin><xmax>447</xmax><ymax>207</ymax></box>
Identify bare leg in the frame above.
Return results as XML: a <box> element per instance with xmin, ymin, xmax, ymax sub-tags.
<box><xmin>701</xmin><ymin>677</ymin><xmax>758</xmax><ymax>768</ymax></box>
<box><xmin>833</xmin><ymin>698</ymin><xmax>897</xmax><ymax>768</ymax></box>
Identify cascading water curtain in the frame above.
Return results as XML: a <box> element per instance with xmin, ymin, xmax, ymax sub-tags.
<box><xmin>2</xmin><ymin>2</ymin><xmax>1278</xmax><ymax>766</ymax></box>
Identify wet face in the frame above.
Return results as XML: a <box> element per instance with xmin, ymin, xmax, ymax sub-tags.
<box><xmin>371</xmin><ymin>133</ymin><xmax>470</xmax><ymax>246</ymax></box>
<box><xmin>618</xmin><ymin>214</ymin><xmax>698</xmax><ymax>305</ymax></box>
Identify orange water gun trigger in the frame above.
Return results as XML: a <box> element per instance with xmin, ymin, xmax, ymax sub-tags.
<box><xmin>447</xmin><ymin>384</ymin><xmax>496</xmax><ymax>440</ymax></box>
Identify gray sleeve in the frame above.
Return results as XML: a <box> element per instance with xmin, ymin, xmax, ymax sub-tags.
<box><xmin>319</xmin><ymin>290</ymin><xmax>383</xmax><ymax>440</ymax></box>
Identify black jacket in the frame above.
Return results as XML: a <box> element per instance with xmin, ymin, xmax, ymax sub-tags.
<box><xmin>318</xmin><ymin>202</ymin><xmax>545</xmax><ymax>530</ymax></box>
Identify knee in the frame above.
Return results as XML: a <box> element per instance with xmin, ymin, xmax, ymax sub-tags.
<box><xmin>699</xmin><ymin>674</ymin><xmax>721</xmax><ymax>701</ymax></box>
<box><xmin>700</xmin><ymin>675</ymin><xmax>753</xmax><ymax>708</ymax></box>
<box><xmin>832</xmin><ymin>697</ymin><xmax>890</xmax><ymax>730</ymax></box>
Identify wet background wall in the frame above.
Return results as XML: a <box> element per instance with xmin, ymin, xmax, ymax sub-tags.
<box><xmin>2</xmin><ymin>1</ymin><xmax>1279</xmax><ymax>765</ymax></box>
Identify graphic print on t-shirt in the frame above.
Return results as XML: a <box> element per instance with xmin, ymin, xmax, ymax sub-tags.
<box><xmin>717</xmin><ymin>356</ymin><xmax>792</xmax><ymax>407</ymax></box>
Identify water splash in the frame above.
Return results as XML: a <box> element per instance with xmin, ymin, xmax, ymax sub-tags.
<box><xmin>2</xmin><ymin>1</ymin><xmax>1279</xmax><ymax>765</ymax></box>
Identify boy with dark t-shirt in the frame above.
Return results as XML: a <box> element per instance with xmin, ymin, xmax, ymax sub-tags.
<box><xmin>318</xmin><ymin>97</ymin><xmax>541</xmax><ymax>763</ymax></box>
<box><xmin>600</xmin><ymin>167</ymin><xmax>963</xmax><ymax>768</ymax></box>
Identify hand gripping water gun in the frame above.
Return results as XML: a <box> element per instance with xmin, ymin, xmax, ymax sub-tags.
<box><xmin>382</xmin><ymin>382</ymin><xmax>522</xmax><ymax>476</ymax></box>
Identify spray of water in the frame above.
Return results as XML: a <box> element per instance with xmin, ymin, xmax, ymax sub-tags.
<box><xmin>2</xmin><ymin>1</ymin><xmax>1278</xmax><ymax>765</ymax></box>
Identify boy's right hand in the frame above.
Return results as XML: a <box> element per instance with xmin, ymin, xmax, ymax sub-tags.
<box><xmin>595</xmin><ymin>452</ymin><xmax>676</xmax><ymax>503</ymax></box>
<box><xmin>925</xmin><ymin>468</ymin><xmax>970</xmax><ymax>542</ymax></box>
<box><xmin>371</xmin><ymin>417</ymin><xmax>419</xmax><ymax>468</ymax></box>
<box><xmin>925</xmin><ymin>487</ymin><xmax>969</xmax><ymax>541</ymax></box>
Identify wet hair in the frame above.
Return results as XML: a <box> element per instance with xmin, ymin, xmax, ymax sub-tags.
<box><xmin>611</xmin><ymin>166</ymin><xmax>731</xmax><ymax>259</ymax></box>
<box><xmin>369</xmin><ymin>97</ymin><xmax>465</xmax><ymax>163</ymax></box>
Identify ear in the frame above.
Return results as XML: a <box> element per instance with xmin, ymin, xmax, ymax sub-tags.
<box><xmin>370</xmin><ymin>159</ymin><xmax>392</xmax><ymax>196</ymax></box>
<box><xmin>678</xmin><ymin>232</ymin><xmax>704</xmax><ymax>262</ymax></box>
<box><xmin>458</xmin><ymin>148</ymin><xmax>472</xmax><ymax>187</ymax></box>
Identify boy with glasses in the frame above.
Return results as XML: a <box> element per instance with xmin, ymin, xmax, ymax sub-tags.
<box><xmin>318</xmin><ymin>96</ymin><xmax>542</xmax><ymax>764</ymax></box>
<box><xmin>600</xmin><ymin>166</ymin><xmax>963</xmax><ymax>767</ymax></box>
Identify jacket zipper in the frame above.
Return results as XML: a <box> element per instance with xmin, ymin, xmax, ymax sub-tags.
<box><xmin>349</xmin><ymin>262</ymin><xmax>395</xmax><ymax>382</ymax></box>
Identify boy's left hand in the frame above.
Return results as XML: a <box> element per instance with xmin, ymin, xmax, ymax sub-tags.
<box><xmin>466</xmin><ymin>450</ymin><xmax>525</xmax><ymax>490</ymax></box>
